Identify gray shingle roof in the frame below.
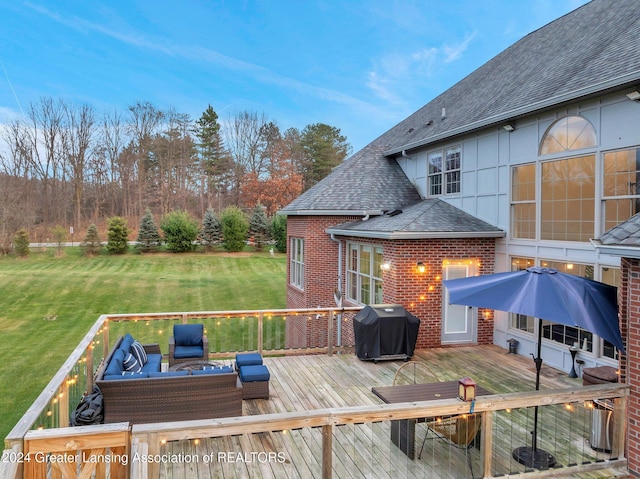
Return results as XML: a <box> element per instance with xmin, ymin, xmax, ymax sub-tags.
<box><xmin>382</xmin><ymin>0</ymin><xmax>640</xmax><ymax>155</ymax></box>
<box><xmin>326</xmin><ymin>199</ymin><xmax>505</xmax><ymax>239</ymax></box>
<box><xmin>280</xmin><ymin>142</ymin><xmax>422</xmax><ymax>214</ymax></box>
<box><xmin>599</xmin><ymin>213</ymin><xmax>640</xmax><ymax>246</ymax></box>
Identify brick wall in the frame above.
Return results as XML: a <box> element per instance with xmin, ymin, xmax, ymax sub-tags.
<box><xmin>285</xmin><ymin>215</ymin><xmax>496</xmax><ymax>350</ymax></box>
<box><xmin>621</xmin><ymin>257</ymin><xmax>639</xmax><ymax>475</ymax></box>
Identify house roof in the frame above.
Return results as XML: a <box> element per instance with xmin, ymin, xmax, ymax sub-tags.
<box><xmin>325</xmin><ymin>199</ymin><xmax>505</xmax><ymax>240</ymax></box>
<box><xmin>383</xmin><ymin>0</ymin><xmax>640</xmax><ymax>156</ymax></box>
<box><xmin>279</xmin><ymin>142</ymin><xmax>422</xmax><ymax>215</ymax></box>
<box><xmin>591</xmin><ymin>213</ymin><xmax>640</xmax><ymax>258</ymax></box>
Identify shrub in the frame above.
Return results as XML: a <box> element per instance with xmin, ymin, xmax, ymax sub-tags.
<box><xmin>270</xmin><ymin>215</ymin><xmax>287</xmax><ymax>253</ymax></box>
<box><xmin>199</xmin><ymin>208</ymin><xmax>222</xmax><ymax>252</ymax></box>
<box><xmin>13</xmin><ymin>229</ymin><xmax>30</xmax><ymax>257</ymax></box>
<box><xmin>160</xmin><ymin>210</ymin><xmax>199</xmax><ymax>253</ymax></box>
<box><xmin>221</xmin><ymin>206</ymin><xmax>248</xmax><ymax>252</ymax></box>
<box><xmin>136</xmin><ymin>209</ymin><xmax>162</xmax><ymax>253</ymax></box>
<box><xmin>249</xmin><ymin>204</ymin><xmax>270</xmax><ymax>251</ymax></box>
<box><xmin>51</xmin><ymin>225</ymin><xmax>67</xmax><ymax>257</ymax></box>
<box><xmin>106</xmin><ymin>216</ymin><xmax>130</xmax><ymax>254</ymax></box>
<box><xmin>80</xmin><ymin>224</ymin><xmax>102</xmax><ymax>257</ymax></box>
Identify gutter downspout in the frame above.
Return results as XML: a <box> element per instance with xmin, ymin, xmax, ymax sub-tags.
<box><xmin>330</xmin><ymin>233</ymin><xmax>343</xmax><ymax>347</ymax></box>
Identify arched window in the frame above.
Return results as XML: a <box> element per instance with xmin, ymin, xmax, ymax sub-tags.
<box><xmin>539</xmin><ymin>116</ymin><xmax>597</xmax><ymax>155</ymax></box>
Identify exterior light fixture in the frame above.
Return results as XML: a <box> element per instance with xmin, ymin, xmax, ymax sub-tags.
<box><xmin>458</xmin><ymin>377</ymin><xmax>477</xmax><ymax>402</ymax></box>
<box><xmin>626</xmin><ymin>90</ymin><xmax>640</xmax><ymax>102</ymax></box>
<box><xmin>380</xmin><ymin>262</ymin><xmax>391</xmax><ymax>271</ymax></box>
<box><xmin>503</xmin><ymin>123</ymin><xmax>515</xmax><ymax>132</ymax></box>
<box><xmin>416</xmin><ymin>262</ymin><xmax>426</xmax><ymax>273</ymax></box>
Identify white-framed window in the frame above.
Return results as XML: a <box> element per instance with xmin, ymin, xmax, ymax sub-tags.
<box><xmin>428</xmin><ymin>146</ymin><xmax>461</xmax><ymax>196</ymax></box>
<box><xmin>346</xmin><ymin>243</ymin><xmax>384</xmax><ymax>305</ymax></box>
<box><xmin>602</xmin><ymin>147</ymin><xmax>640</xmax><ymax>232</ymax></box>
<box><xmin>511</xmin><ymin>164</ymin><xmax>536</xmax><ymax>239</ymax></box>
<box><xmin>289</xmin><ymin>237</ymin><xmax>304</xmax><ymax>289</ymax></box>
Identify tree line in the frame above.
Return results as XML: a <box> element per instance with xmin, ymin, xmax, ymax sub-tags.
<box><xmin>0</xmin><ymin>97</ymin><xmax>351</xmax><ymax>247</ymax></box>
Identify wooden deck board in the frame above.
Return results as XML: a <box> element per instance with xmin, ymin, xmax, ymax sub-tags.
<box><xmin>160</xmin><ymin>346</ymin><xmax>626</xmax><ymax>479</ymax></box>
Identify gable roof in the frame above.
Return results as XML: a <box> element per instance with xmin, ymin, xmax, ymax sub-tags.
<box><xmin>280</xmin><ymin>141</ymin><xmax>422</xmax><ymax>215</ymax></box>
<box><xmin>326</xmin><ymin>199</ymin><xmax>504</xmax><ymax>239</ymax></box>
<box><xmin>591</xmin><ymin>213</ymin><xmax>640</xmax><ymax>259</ymax></box>
<box><xmin>383</xmin><ymin>0</ymin><xmax>640</xmax><ymax>156</ymax></box>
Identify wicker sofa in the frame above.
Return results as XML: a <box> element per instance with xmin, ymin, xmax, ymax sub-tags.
<box><xmin>95</xmin><ymin>335</ymin><xmax>243</xmax><ymax>424</ymax></box>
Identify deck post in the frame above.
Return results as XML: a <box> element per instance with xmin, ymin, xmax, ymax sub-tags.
<box><xmin>59</xmin><ymin>378</ymin><xmax>69</xmax><ymax>428</ymax></box>
<box><xmin>322</xmin><ymin>424</ymin><xmax>333</xmax><ymax>479</ymax></box>
<box><xmin>328</xmin><ymin>310</ymin><xmax>334</xmax><ymax>356</ymax></box>
<box><xmin>86</xmin><ymin>341</ymin><xmax>94</xmax><ymax>393</ymax></box>
<box><xmin>480</xmin><ymin>409</ymin><xmax>493</xmax><ymax>478</ymax></box>
<box><xmin>258</xmin><ymin>312</ymin><xmax>264</xmax><ymax>354</ymax></box>
<box><xmin>103</xmin><ymin>318</ymin><xmax>110</xmax><ymax>359</ymax></box>
<box><xmin>612</xmin><ymin>394</ymin><xmax>628</xmax><ymax>458</ymax></box>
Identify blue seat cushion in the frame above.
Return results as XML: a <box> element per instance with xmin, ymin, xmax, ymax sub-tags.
<box><xmin>239</xmin><ymin>365</ymin><xmax>270</xmax><ymax>382</ymax></box>
<box><xmin>192</xmin><ymin>366</ymin><xmax>234</xmax><ymax>375</ymax></box>
<box><xmin>174</xmin><ymin>345</ymin><xmax>204</xmax><ymax>359</ymax></box>
<box><xmin>105</xmin><ymin>348</ymin><xmax>125</xmax><ymax>376</ymax></box>
<box><xmin>148</xmin><ymin>371</ymin><xmax>189</xmax><ymax>378</ymax></box>
<box><xmin>142</xmin><ymin>354</ymin><xmax>162</xmax><ymax>372</ymax></box>
<box><xmin>174</xmin><ymin>324</ymin><xmax>203</xmax><ymax>347</ymax></box>
<box><xmin>235</xmin><ymin>353</ymin><xmax>263</xmax><ymax>367</ymax></box>
<box><xmin>103</xmin><ymin>372</ymin><xmax>149</xmax><ymax>380</ymax></box>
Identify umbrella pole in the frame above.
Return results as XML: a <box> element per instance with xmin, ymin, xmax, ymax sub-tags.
<box><xmin>512</xmin><ymin>318</ymin><xmax>556</xmax><ymax>469</ymax></box>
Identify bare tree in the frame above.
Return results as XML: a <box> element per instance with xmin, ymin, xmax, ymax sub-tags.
<box><xmin>225</xmin><ymin>110</ymin><xmax>268</xmax><ymax>203</ymax></box>
<box><xmin>63</xmin><ymin>102</ymin><xmax>95</xmax><ymax>226</ymax></box>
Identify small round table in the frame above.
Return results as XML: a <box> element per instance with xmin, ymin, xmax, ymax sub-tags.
<box><xmin>168</xmin><ymin>360</ymin><xmax>222</xmax><ymax>372</ymax></box>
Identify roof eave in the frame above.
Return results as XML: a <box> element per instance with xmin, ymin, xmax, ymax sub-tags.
<box><xmin>385</xmin><ymin>71</ymin><xmax>640</xmax><ymax>156</ymax></box>
<box><xmin>325</xmin><ymin>228</ymin><xmax>506</xmax><ymax>240</ymax></box>
<box><xmin>590</xmin><ymin>239</ymin><xmax>640</xmax><ymax>259</ymax></box>
<box><xmin>278</xmin><ymin>209</ymin><xmax>384</xmax><ymax>217</ymax></box>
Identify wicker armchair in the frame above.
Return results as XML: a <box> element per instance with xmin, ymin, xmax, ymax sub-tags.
<box><xmin>169</xmin><ymin>323</ymin><xmax>209</xmax><ymax>367</ymax></box>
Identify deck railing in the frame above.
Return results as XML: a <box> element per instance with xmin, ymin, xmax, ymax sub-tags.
<box><xmin>1</xmin><ymin>307</ymin><xmax>361</xmax><ymax>479</ymax></box>
<box><xmin>1</xmin><ymin>308</ymin><xmax>630</xmax><ymax>478</ymax></box>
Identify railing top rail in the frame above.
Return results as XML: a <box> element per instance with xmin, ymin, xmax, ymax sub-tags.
<box><xmin>131</xmin><ymin>383</ymin><xmax>629</xmax><ymax>442</ymax></box>
<box><xmin>103</xmin><ymin>306</ymin><xmax>363</xmax><ymax>322</ymax></box>
<box><xmin>4</xmin><ymin>314</ymin><xmax>109</xmax><ymax>447</ymax></box>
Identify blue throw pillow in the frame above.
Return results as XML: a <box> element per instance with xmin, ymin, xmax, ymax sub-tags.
<box><xmin>105</xmin><ymin>349</ymin><xmax>125</xmax><ymax>376</ymax></box>
<box><xmin>130</xmin><ymin>340</ymin><xmax>148</xmax><ymax>366</ymax></box>
<box><xmin>123</xmin><ymin>353</ymin><xmax>142</xmax><ymax>373</ymax></box>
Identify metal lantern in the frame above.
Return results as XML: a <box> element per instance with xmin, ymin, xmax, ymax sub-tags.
<box><xmin>458</xmin><ymin>377</ymin><xmax>477</xmax><ymax>402</ymax></box>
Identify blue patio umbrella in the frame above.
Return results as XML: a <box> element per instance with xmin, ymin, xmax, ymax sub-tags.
<box><xmin>442</xmin><ymin>266</ymin><xmax>624</xmax><ymax>469</ymax></box>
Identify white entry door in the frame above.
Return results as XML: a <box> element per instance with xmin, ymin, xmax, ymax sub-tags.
<box><xmin>442</xmin><ymin>264</ymin><xmax>476</xmax><ymax>344</ymax></box>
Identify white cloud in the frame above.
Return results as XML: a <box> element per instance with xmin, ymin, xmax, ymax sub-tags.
<box><xmin>443</xmin><ymin>31</ymin><xmax>477</xmax><ymax>63</ymax></box>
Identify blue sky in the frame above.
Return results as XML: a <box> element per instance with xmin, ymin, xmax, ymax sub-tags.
<box><xmin>0</xmin><ymin>0</ymin><xmax>588</xmax><ymax>153</ymax></box>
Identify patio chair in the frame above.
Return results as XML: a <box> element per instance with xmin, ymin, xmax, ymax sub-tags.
<box><xmin>418</xmin><ymin>413</ymin><xmax>481</xmax><ymax>479</ymax></box>
<box><xmin>168</xmin><ymin>323</ymin><xmax>209</xmax><ymax>367</ymax></box>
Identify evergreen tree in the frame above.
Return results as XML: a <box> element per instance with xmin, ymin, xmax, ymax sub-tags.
<box><xmin>106</xmin><ymin>216</ymin><xmax>130</xmax><ymax>254</ymax></box>
<box><xmin>136</xmin><ymin>209</ymin><xmax>162</xmax><ymax>253</ymax></box>
<box><xmin>221</xmin><ymin>206</ymin><xmax>249</xmax><ymax>252</ymax></box>
<box><xmin>199</xmin><ymin>208</ymin><xmax>222</xmax><ymax>252</ymax></box>
<box><xmin>270</xmin><ymin>214</ymin><xmax>287</xmax><ymax>253</ymax></box>
<box><xmin>160</xmin><ymin>210</ymin><xmax>199</xmax><ymax>253</ymax></box>
<box><xmin>13</xmin><ymin>229</ymin><xmax>30</xmax><ymax>257</ymax></box>
<box><xmin>80</xmin><ymin>224</ymin><xmax>102</xmax><ymax>257</ymax></box>
<box><xmin>248</xmin><ymin>204</ymin><xmax>270</xmax><ymax>251</ymax></box>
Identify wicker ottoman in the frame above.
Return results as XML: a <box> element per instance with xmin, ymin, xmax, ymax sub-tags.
<box><xmin>239</xmin><ymin>364</ymin><xmax>270</xmax><ymax>399</ymax></box>
<box><xmin>235</xmin><ymin>353</ymin><xmax>263</xmax><ymax>370</ymax></box>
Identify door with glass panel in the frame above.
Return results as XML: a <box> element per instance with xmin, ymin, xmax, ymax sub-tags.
<box><xmin>442</xmin><ymin>264</ymin><xmax>476</xmax><ymax>343</ymax></box>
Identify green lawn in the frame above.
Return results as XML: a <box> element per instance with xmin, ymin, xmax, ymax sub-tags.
<box><xmin>0</xmin><ymin>248</ymin><xmax>286</xmax><ymax>441</ymax></box>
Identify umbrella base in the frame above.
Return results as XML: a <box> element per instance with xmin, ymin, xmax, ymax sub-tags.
<box><xmin>512</xmin><ymin>446</ymin><xmax>556</xmax><ymax>469</ymax></box>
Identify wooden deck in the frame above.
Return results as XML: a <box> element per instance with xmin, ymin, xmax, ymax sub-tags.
<box><xmin>157</xmin><ymin>346</ymin><xmax>627</xmax><ymax>479</ymax></box>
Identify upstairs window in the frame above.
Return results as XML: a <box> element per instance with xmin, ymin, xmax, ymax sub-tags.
<box><xmin>540</xmin><ymin>116</ymin><xmax>597</xmax><ymax>155</ymax></box>
<box><xmin>428</xmin><ymin>146</ymin><xmax>461</xmax><ymax>196</ymax></box>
